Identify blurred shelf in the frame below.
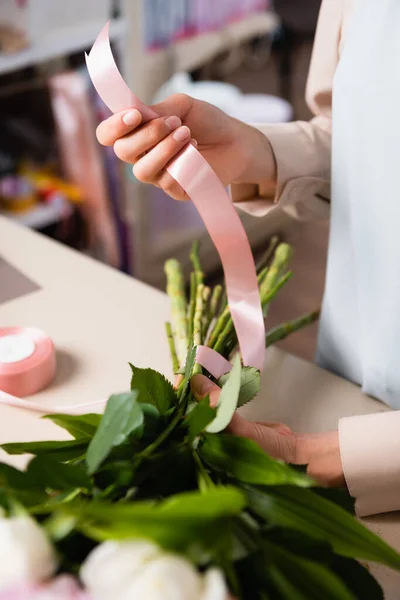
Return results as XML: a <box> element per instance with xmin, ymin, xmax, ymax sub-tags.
<box><xmin>226</xmin><ymin>11</ymin><xmax>279</xmax><ymax>43</ymax></box>
<box><xmin>0</xmin><ymin>195</ymin><xmax>73</xmax><ymax>229</ymax></box>
<box><xmin>145</xmin><ymin>11</ymin><xmax>279</xmax><ymax>75</ymax></box>
<box><xmin>0</xmin><ymin>17</ymin><xmax>127</xmax><ymax>76</ymax></box>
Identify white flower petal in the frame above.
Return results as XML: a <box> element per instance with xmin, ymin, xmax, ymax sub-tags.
<box><xmin>121</xmin><ymin>555</ymin><xmax>203</xmax><ymax>600</ymax></box>
<box><xmin>201</xmin><ymin>569</ymin><xmax>228</xmax><ymax>600</ymax></box>
<box><xmin>81</xmin><ymin>540</ymin><xmax>162</xmax><ymax>600</ymax></box>
<box><xmin>0</xmin><ymin>517</ymin><xmax>58</xmax><ymax>590</ymax></box>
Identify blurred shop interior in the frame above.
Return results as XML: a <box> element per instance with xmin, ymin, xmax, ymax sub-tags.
<box><xmin>0</xmin><ymin>0</ymin><xmax>326</xmax><ymax>361</ymax></box>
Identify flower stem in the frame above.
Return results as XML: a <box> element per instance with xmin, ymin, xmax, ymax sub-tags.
<box><xmin>256</xmin><ymin>235</ymin><xmax>280</xmax><ymax>272</ymax></box>
<box><xmin>187</xmin><ymin>272</ymin><xmax>197</xmax><ymax>342</ymax></box>
<box><xmin>207</xmin><ymin>305</ymin><xmax>230</xmax><ymax>348</ymax></box>
<box><xmin>265</xmin><ymin>310</ymin><xmax>320</xmax><ymax>347</ymax></box>
<box><xmin>165</xmin><ymin>259</ymin><xmax>188</xmax><ymax>367</ymax></box>
<box><xmin>259</xmin><ymin>243</ymin><xmax>293</xmax><ymax>301</ymax></box>
<box><xmin>165</xmin><ymin>322</ymin><xmax>179</xmax><ymax>374</ymax></box>
<box><xmin>190</xmin><ymin>241</ymin><xmax>204</xmax><ymax>287</ymax></box>
<box><xmin>193</xmin><ymin>283</ymin><xmax>205</xmax><ymax>375</ymax></box>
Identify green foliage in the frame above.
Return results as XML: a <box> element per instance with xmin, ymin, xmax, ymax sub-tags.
<box><xmin>200</xmin><ymin>434</ymin><xmax>313</xmax><ymax>488</ymax></box>
<box><xmin>218</xmin><ymin>367</ymin><xmax>261</xmax><ymax>408</ymax></box>
<box><xmin>86</xmin><ymin>392</ymin><xmax>143</xmax><ymax>474</ymax></box>
<box><xmin>0</xmin><ymin>241</ymin><xmax>397</xmax><ymax>599</ymax></box>
<box><xmin>206</xmin><ymin>354</ymin><xmax>242</xmax><ymax>433</ymax></box>
<box><xmin>185</xmin><ymin>396</ymin><xmax>217</xmax><ymax>440</ymax></box>
<box><xmin>43</xmin><ymin>414</ymin><xmax>101</xmax><ymax>439</ymax></box>
<box><xmin>130</xmin><ymin>365</ymin><xmax>177</xmax><ymax>414</ymax></box>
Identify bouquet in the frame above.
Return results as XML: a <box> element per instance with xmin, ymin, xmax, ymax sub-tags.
<box><xmin>0</xmin><ymin>239</ymin><xmax>398</xmax><ymax>599</ymax></box>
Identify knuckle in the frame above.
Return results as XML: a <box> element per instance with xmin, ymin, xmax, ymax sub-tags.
<box><xmin>133</xmin><ymin>162</ymin><xmax>152</xmax><ymax>183</ymax></box>
<box><xmin>148</xmin><ymin>118</ymin><xmax>168</xmax><ymax>144</ymax></box>
<box><xmin>170</xmin><ymin>93</ymin><xmax>192</xmax><ymax>111</ymax></box>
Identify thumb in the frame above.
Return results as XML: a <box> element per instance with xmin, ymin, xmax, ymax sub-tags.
<box><xmin>151</xmin><ymin>93</ymin><xmax>193</xmax><ymax>120</ymax></box>
<box><xmin>191</xmin><ymin>375</ymin><xmax>221</xmax><ymax>408</ymax></box>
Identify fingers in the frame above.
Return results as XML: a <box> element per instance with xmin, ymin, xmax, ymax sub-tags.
<box><xmin>228</xmin><ymin>414</ymin><xmax>296</xmax><ymax>462</ymax></box>
<box><xmin>191</xmin><ymin>375</ymin><xmax>221</xmax><ymax>408</ymax></box>
<box><xmin>113</xmin><ymin>116</ymin><xmax>182</xmax><ymax>161</ymax></box>
<box><xmin>191</xmin><ymin>374</ymin><xmax>296</xmax><ymax>462</ymax></box>
<box><xmin>96</xmin><ymin>109</ymin><xmax>142</xmax><ymax>146</ymax></box>
<box><xmin>96</xmin><ymin>102</ymin><xmax>198</xmax><ymax>200</ymax></box>
<box><xmin>132</xmin><ymin>124</ymin><xmax>191</xmax><ymax>182</ymax></box>
<box><xmin>157</xmin><ymin>170</ymin><xmax>189</xmax><ymax>201</ymax></box>
<box><xmin>253</xmin><ymin>421</ymin><xmax>293</xmax><ymax>437</ymax></box>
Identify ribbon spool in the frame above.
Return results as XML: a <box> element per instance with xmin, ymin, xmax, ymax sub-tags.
<box><xmin>0</xmin><ymin>327</ymin><xmax>56</xmax><ymax>398</ymax></box>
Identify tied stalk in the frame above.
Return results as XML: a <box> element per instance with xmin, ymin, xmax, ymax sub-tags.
<box><xmin>265</xmin><ymin>310</ymin><xmax>320</xmax><ymax>347</ymax></box>
<box><xmin>193</xmin><ymin>283</ymin><xmax>205</xmax><ymax>375</ymax></box>
<box><xmin>165</xmin><ymin>322</ymin><xmax>179</xmax><ymax>374</ymax></box>
<box><xmin>165</xmin><ymin>259</ymin><xmax>188</xmax><ymax>368</ymax></box>
<box><xmin>190</xmin><ymin>241</ymin><xmax>204</xmax><ymax>287</ymax></box>
<box><xmin>202</xmin><ymin>286</ymin><xmax>211</xmax><ymax>340</ymax></box>
<box><xmin>166</xmin><ymin>240</ymin><xmax>319</xmax><ymax>378</ymax></box>
<box><xmin>259</xmin><ymin>243</ymin><xmax>293</xmax><ymax>316</ymax></box>
<box><xmin>187</xmin><ymin>272</ymin><xmax>197</xmax><ymax>342</ymax></box>
<box><xmin>256</xmin><ymin>235</ymin><xmax>280</xmax><ymax>272</ymax></box>
<box><xmin>211</xmin><ymin>246</ymin><xmax>294</xmax><ymax>359</ymax></box>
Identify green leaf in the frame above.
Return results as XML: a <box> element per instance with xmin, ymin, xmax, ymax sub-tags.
<box><xmin>129</xmin><ymin>365</ymin><xmax>177</xmax><ymax>415</ymax></box>
<box><xmin>206</xmin><ymin>354</ymin><xmax>241</xmax><ymax>433</ymax></box>
<box><xmin>200</xmin><ymin>434</ymin><xmax>313</xmax><ymax>487</ymax></box>
<box><xmin>27</xmin><ymin>456</ymin><xmax>91</xmax><ymax>491</ymax></box>
<box><xmin>86</xmin><ymin>392</ymin><xmax>143</xmax><ymax>475</ymax></box>
<box><xmin>180</xmin><ymin>344</ymin><xmax>197</xmax><ymax>400</ymax></box>
<box><xmin>56</xmin><ymin>487</ymin><xmax>246</xmax><ymax>550</ymax></box>
<box><xmin>265</xmin><ymin>541</ymin><xmax>357</xmax><ymax>600</ymax></box>
<box><xmin>43</xmin><ymin>414</ymin><xmax>101</xmax><ymax>439</ymax></box>
<box><xmin>185</xmin><ymin>396</ymin><xmax>217</xmax><ymax>440</ymax></box>
<box><xmin>0</xmin><ymin>463</ymin><xmax>46</xmax><ymax>506</ymax></box>
<box><xmin>44</xmin><ymin>512</ymin><xmax>78</xmax><ymax>541</ymax></box>
<box><xmin>247</xmin><ymin>486</ymin><xmax>400</xmax><ymax>571</ymax></box>
<box><xmin>330</xmin><ymin>555</ymin><xmax>383</xmax><ymax>600</ymax></box>
<box><xmin>265</xmin><ymin>527</ymin><xmax>383</xmax><ymax>600</ymax></box>
<box><xmin>218</xmin><ymin>367</ymin><xmax>260</xmax><ymax>408</ymax></box>
<box><xmin>1</xmin><ymin>439</ymin><xmax>89</xmax><ymax>461</ymax></box>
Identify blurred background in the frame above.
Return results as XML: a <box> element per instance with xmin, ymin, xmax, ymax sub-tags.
<box><xmin>0</xmin><ymin>0</ymin><xmax>327</xmax><ymax>361</ymax></box>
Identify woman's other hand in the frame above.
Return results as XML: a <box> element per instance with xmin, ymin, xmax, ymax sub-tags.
<box><xmin>191</xmin><ymin>375</ymin><xmax>345</xmax><ymax>488</ymax></box>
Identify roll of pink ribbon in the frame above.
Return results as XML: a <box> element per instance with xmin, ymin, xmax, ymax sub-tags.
<box><xmin>0</xmin><ymin>327</ymin><xmax>56</xmax><ymax>398</ymax></box>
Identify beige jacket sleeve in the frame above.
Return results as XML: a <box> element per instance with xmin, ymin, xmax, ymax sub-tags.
<box><xmin>231</xmin><ymin>0</ymin><xmax>343</xmax><ymax>221</ymax></box>
<box><xmin>233</xmin><ymin>0</ymin><xmax>400</xmax><ymax>518</ymax></box>
<box><xmin>339</xmin><ymin>412</ymin><xmax>400</xmax><ymax>517</ymax></box>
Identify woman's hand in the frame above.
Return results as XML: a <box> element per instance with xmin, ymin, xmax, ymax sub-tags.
<box><xmin>191</xmin><ymin>375</ymin><xmax>345</xmax><ymax>488</ymax></box>
<box><xmin>96</xmin><ymin>94</ymin><xmax>276</xmax><ymax>201</ymax></box>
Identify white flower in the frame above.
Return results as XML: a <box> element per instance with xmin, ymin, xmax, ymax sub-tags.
<box><xmin>81</xmin><ymin>540</ymin><xmax>228</xmax><ymax>600</ymax></box>
<box><xmin>0</xmin><ymin>516</ymin><xmax>58</xmax><ymax>590</ymax></box>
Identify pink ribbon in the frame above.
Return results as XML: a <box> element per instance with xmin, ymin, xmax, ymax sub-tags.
<box><xmin>0</xmin><ymin>327</ymin><xmax>56</xmax><ymax>398</ymax></box>
<box><xmin>86</xmin><ymin>23</ymin><xmax>265</xmax><ymax>376</ymax></box>
<box><xmin>0</xmin><ymin>23</ymin><xmax>265</xmax><ymax>419</ymax></box>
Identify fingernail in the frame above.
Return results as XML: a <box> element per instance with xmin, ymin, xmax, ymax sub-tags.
<box><xmin>165</xmin><ymin>116</ymin><xmax>181</xmax><ymax>131</ymax></box>
<box><xmin>122</xmin><ymin>110</ymin><xmax>141</xmax><ymax>126</ymax></box>
<box><xmin>191</xmin><ymin>138</ymin><xmax>198</xmax><ymax>147</ymax></box>
<box><xmin>173</xmin><ymin>125</ymin><xmax>191</xmax><ymax>142</ymax></box>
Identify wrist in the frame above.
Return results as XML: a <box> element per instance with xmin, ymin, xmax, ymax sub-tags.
<box><xmin>232</xmin><ymin>120</ymin><xmax>277</xmax><ymax>187</ymax></box>
<box><xmin>295</xmin><ymin>431</ymin><xmax>346</xmax><ymax>488</ymax></box>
